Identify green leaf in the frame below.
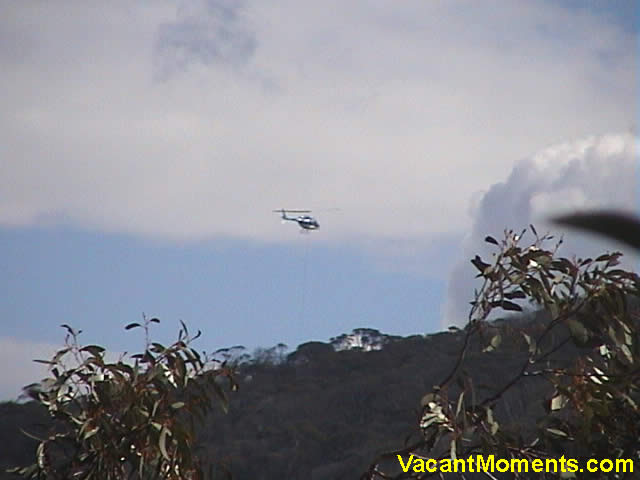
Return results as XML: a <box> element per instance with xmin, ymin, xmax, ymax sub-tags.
<box><xmin>491</xmin><ymin>300</ymin><xmax>522</xmax><ymax>312</ymax></box>
<box><xmin>33</xmin><ymin>359</ymin><xmax>56</xmax><ymax>365</ymax></box>
<box><xmin>179</xmin><ymin>319</ymin><xmax>188</xmax><ymax>334</ymax></box>
<box><xmin>546</xmin><ymin>428</ymin><xmax>568</xmax><ymax>437</ymax></box>
<box><xmin>159</xmin><ymin>426</ymin><xmax>170</xmax><ymax>461</ymax></box>
<box><xmin>455</xmin><ymin>392</ymin><xmax>464</xmax><ymax>417</ymax></box>
<box><xmin>51</xmin><ymin>347</ymin><xmax>71</xmax><ymax>364</ymax></box>
<box><xmin>484</xmin><ymin>235</ymin><xmax>499</xmax><ymax>246</ymax></box>
<box><xmin>80</xmin><ymin>345</ymin><xmax>106</xmax><ymax>356</ymax></box>
<box><xmin>503</xmin><ymin>290</ymin><xmax>526</xmax><ymax>300</ymax></box>
<box><xmin>151</xmin><ymin>399</ymin><xmax>161</xmax><ymax>418</ymax></box>
<box><xmin>60</xmin><ymin>324</ymin><xmax>77</xmax><ymax>336</ymax></box>
<box><xmin>19</xmin><ymin>428</ymin><xmax>45</xmax><ymax>442</ymax></box>
<box><xmin>550</xmin><ymin>258</ymin><xmax>575</xmax><ymax>274</ymax></box>
<box><xmin>486</xmin><ymin>407</ymin><xmax>499</xmax><ymax>435</ymax></box>
<box><xmin>471</xmin><ymin>255</ymin><xmax>491</xmax><ymax>274</ymax></box>
<box><xmin>138</xmin><ymin>454</ymin><xmax>145</xmax><ymax>478</ymax></box>
<box><xmin>83</xmin><ymin>425</ymin><xmax>99</xmax><ymax>441</ymax></box>
<box><xmin>620</xmin><ymin>344</ymin><xmax>633</xmax><ymax>364</ymax></box>
<box><xmin>36</xmin><ymin>443</ymin><xmax>45</xmax><ymax>469</ymax></box>
<box><xmin>483</xmin><ymin>334</ymin><xmax>502</xmax><ymax>353</ymax></box>
<box><xmin>125</xmin><ymin>322</ymin><xmax>141</xmax><ymax>330</ymax></box>
<box><xmin>550</xmin><ymin>394</ymin><xmax>569</xmax><ymax>411</ymax></box>
<box><xmin>521</xmin><ymin>332</ymin><xmax>537</xmax><ymax>356</ymax></box>
<box><xmin>566</xmin><ymin>318</ymin><xmax>590</xmax><ymax>346</ymax></box>
<box><xmin>420</xmin><ymin>393</ymin><xmax>438</xmax><ymax>407</ymax></box>
<box><xmin>579</xmin><ymin>257</ymin><xmax>592</xmax><ymax>266</ymax></box>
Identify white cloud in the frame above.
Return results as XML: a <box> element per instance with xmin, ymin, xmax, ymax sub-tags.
<box><xmin>154</xmin><ymin>0</ymin><xmax>257</xmax><ymax>78</ymax></box>
<box><xmin>0</xmin><ymin>1</ymin><xmax>636</xmax><ymax>247</ymax></box>
<box><xmin>0</xmin><ymin>336</ymin><xmax>130</xmax><ymax>402</ymax></box>
<box><xmin>0</xmin><ymin>337</ymin><xmax>61</xmax><ymax>401</ymax></box>
<box><xmin>442</xmin><ymin>133</ymin><xmax>639</xmax><ymax>327</ymax></box>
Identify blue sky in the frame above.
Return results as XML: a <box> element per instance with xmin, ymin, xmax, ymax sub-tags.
<box><xmin>1</xmin><ymin>226</ymin><xmax>449</xmax><ymax>350</ymax></box>
<box><xmin>1</xmin><ymin>0</ymin><xmax>637</xmax><ymax>400</ymax></box>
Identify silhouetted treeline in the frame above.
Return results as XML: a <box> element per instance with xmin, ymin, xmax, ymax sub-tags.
<box><xmin>0</xmin><ymin>310</ymin><xmax>604</xmax><ymax>479</ymax></box>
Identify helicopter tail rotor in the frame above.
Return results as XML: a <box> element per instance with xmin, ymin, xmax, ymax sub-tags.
<box><xmin>273</xmin><ymin>209</ymin><xmax>286</xmax><ymax>221</ymax></box>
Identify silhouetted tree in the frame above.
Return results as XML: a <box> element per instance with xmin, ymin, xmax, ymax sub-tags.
<box><xmin>365</xmin><ymin>213</ymin><xmax>640</xmax><ymax>479</ymax></box>
<box><xmin>9</xmin><ymin>317</ymin><xmax>236</xmax><ymax>480</ymax></box>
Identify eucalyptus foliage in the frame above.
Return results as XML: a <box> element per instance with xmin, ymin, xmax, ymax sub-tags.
<box><xmin>364</xmin><ymin>213</ymin><xmax>640</xmax><ymax>479</ymax></box>
<box><xmin>10</xmin><ymin>317</ymin><xmax>236</xmax><ymax>480</ymax></box>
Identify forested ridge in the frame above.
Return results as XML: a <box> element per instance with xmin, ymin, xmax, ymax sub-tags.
<box><xmin>0</xmin><ymin>311</ymin><xmax>600</xmax><ymax>479</ymax></box>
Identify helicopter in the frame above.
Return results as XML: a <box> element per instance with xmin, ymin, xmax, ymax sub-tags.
<box><xmin>273</xmin><ymin>209</ymin><xmax>320</xmax><ymax>231</ymax></box>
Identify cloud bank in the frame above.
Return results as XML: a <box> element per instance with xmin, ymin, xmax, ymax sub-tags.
<box><xmin>443</xmin><ymin>133</ymin><xmax>639</xmax><ymax>327</ymax></box>
<box><xmin>0</xmin><ymin>337</ymin><xmax>61</xmax><ymax>401</ymax></box>
<box><xmin>0</xmin><ymin>335</ymin><xmax>134</xmax><ymax>401</ymax></box>
<box><xmin>154</xmin><ymin>0</ymin><xmax>257</xmax><ymax>78</ymax></box>
<box><xmin>0</xmin><ymin>1</ymin><xmax>636</xmax><ymax>246</ymax></box>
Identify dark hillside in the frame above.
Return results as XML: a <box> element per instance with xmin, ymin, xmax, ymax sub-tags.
<box><xmin>0</xmin><ymin>401</ymin><xmax>50</xmax><ymax>477</ymax></box>
<box><xmin>0</xmin><ymin>312</ymin><xmax>603</xmax><ymax>479</ymax></box>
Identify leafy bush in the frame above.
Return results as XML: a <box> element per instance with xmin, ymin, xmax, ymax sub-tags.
<box><xmin>364</xmin><ymin>214</ymin><xmax>640</xmax><ymax>479</ymax></box>
<box><xmin>10</xmin><ymin>317</ymin><xmax>236</xmax><ymax>480</ymax></box>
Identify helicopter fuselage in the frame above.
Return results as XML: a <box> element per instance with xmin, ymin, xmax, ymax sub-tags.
<box><xmin>274</xmin><ymin>209</ymin><xmax>320</xmax><ymax>230</ymax></box>
<box><xmin>292</xmin><ymin>215</ymin><xmax>319</xmax><ymax>230</ymax></box>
